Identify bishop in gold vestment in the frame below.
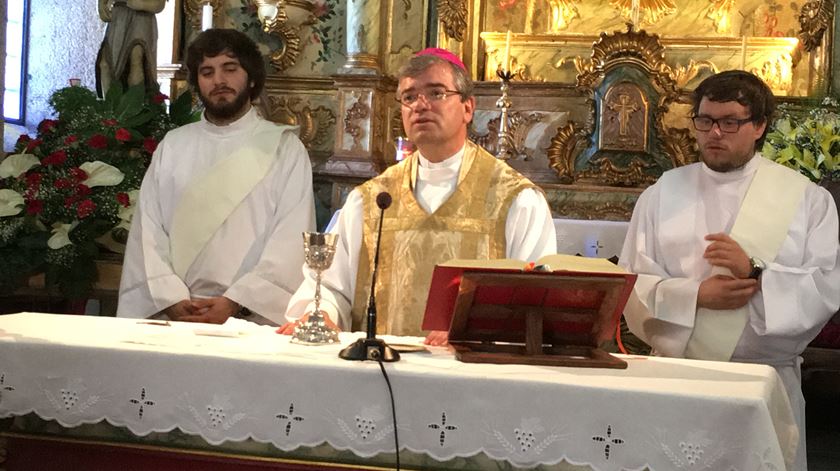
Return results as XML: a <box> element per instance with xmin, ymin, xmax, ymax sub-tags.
<box><xmin>282</xmin><ymin>49</ymin><xmax>556</xmax><ymax>343</ymax></box>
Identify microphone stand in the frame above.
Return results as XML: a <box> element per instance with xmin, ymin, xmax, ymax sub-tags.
<box><xmin>339</xmin><ymin>193</ymin><xmax>400</xmax><ymax>362</ymax></box>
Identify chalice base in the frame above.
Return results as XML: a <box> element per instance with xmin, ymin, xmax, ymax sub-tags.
<box><xmin>291</xmin><ymin>310</ymin><xmax>340</xmax><ymax>345</ymax></box>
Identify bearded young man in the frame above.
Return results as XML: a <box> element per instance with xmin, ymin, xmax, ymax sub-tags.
<box><xmin>118</xmin><ymin>29</ymin><xmax>315</xmax><ymax>325</ymax></box>
<box><xmin>620</xmin><ymin>70</ymin><xmax>840</xmax><ymax>471</ymax></box>
<box><xmin>280</xmin><ymin>49</ymin><xmax>556</xmax><ymax>345</ymax></box>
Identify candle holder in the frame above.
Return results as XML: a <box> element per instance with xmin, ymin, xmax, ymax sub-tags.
<box><xmin>495</xmin><ymin>68</ymin><xmax>514</xmax><ymax>160</ymax></box>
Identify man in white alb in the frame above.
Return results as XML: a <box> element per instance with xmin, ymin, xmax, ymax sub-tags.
<box><xmin>620</xmin><ymin>70</ymin><xmax>840</xmax><ymax>471</ymax></box>
<box><xmin>279</xmin><ymin>48</ymin><xmax>556</xmax><ymax>344</ymax></box>
<box><xmin>118</xmin><ymin>29</ymin><xmax>316</xmax><ymax>325</ymax></box>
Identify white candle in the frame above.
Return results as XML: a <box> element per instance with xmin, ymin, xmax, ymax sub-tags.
<box><xmin>631</xmin><ymin>0</ymin><xmax>640</xmax><ymax>26</ymax></box>
<box><xmin>740</xmin><ymin>35</ymin><xmax>747</xmax><ymax>70</ymax></box>
<box><xmin>503</xmin><ymin>30</ymin><xmax>512</xmax><ymax>72</ymax></box>
<box><xmin>202</xmin><ymin>3</ymin><xmax>213</xmax><ymax>31</ymax></box>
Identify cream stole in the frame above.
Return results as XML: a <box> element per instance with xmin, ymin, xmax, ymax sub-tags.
<box><xmin>169</xmin><ymin>123</ymin><xmax>291</xmax><ymax>279</ymax></box>
<box><xmin>663</xmin><ymin>158</ymin><xmax>809</xmax><ymax>360</ymax></box>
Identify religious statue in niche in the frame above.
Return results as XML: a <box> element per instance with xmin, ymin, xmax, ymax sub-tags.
<box><xmin>600</xmin><ymin>82</ymin><xmax>648</xmax><ymax>153</ymax></box>
<box><xmin>96</xmin><ymin>0</ymin><xmax>166</xmax><ymax>97</ymax></box>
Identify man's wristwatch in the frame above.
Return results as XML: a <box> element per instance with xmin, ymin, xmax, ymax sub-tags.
<box><xmin>748</xmin><ymin>256</ymin><xmax>766</xmax><ymax>279</ymax></box>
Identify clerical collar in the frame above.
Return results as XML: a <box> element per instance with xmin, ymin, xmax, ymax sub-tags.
<box><xmin>701</xmin><ymin>152</ymin><xmax>762</xmax><ymax>182</ymax></box>
<box><xmin>200</xmin><ymin>106</ymin><xmax>258</xmax><ymax>136</ymax></box>
<box><xmin>413</xmin><ymin>145</ymin><xmax>466</xmax><ymax>186</ymax></box>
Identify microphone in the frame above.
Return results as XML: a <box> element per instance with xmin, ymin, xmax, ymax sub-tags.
<box><xmin>339</xmin><ymin>191</ymin><xmax>400</xmax><ymax>362</ymax></box>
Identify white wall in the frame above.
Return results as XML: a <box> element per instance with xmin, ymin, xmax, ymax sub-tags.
<box><xmin>24</xmin><ymin>1</ymin><xmax>105</xmax><ymax>128</ymax></box>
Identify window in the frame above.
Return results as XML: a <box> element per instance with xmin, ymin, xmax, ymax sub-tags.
<box><xmin>4</xmin><ymin>0</ymin><xmax>29</xmax><ymax>124</ymax></box>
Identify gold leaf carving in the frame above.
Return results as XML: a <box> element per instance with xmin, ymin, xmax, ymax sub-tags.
<box><xmin>546</xmin><ymin>121</ymin><xmax>584</xmax><ymax>184</ymax></box>
<box><xmin>705</xmin><ymin>0</ymin><xmax>736</xmax><ymax>33</ymax></box>
<box><xmin>469</xmin><ymin>112</ymin><xmax>542</xmax><ymax>160</ymax></box>
<box><xmin>265</xmin><ymin>96</ymin><xmax>336</xmax><ymax>150</ymax></box>
<box><xmin>438</xmin><ymin>0</ymin><xmax>467</xmax><ymax>42</ymax></box>
<box><xmin>547</xmin><ymin>0</ymin><xmax>581</xmax><ymax>31</ymax></box>
<box><xmin>798</xmin><ymin>0</ymin><xmax>833</xmax><ymax>52</ymax></box>
<box><xmin>671</xmin><ymin>60</ymin><xmax>718</xmax><ymax>88</ymax></box>
<box><xmin>345</xmin><ymin>101</ymin><xmax>371</xmax><ymax>151</ymax></box>
<box><xmin>610</xmin><ymin>0</ymin><xmax>677</xmax><ymax>25</ymax></box>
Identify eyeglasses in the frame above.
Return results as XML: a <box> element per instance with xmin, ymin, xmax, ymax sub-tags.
<box><xmin>396</xmin><ymin>89</ymin><xmax>462</xmax><ymax>107</ymax></box>
<box><xmin>691</xmin><ymin>116</ymin><xmax>754</xmax><ymax>133</ymax></box>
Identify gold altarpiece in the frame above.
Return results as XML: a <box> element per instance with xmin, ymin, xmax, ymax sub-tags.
<box><xmin>172</xmin><ymin>0</ymin><xmax>837</xmax><ymax>222</ymax></box>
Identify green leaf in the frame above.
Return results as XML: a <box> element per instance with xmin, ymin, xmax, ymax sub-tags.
<box><xmin>116</xmin><ymin>84</ymin><xmax>147</xmax><ymax>120</ymax></box>
<box><xmin>169</xmin><ymin>90</ymin><xmax>198</xmax><ymax>126</ymax></box>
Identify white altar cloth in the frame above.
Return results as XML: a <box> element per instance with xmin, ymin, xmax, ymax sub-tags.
<box><xmin>0</xmin><ymin>313</ymin><xmax>797</xmax><ymax>470</ymax></box>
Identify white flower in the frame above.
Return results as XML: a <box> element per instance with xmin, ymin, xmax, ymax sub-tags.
<box><xmin>0</xmin><ymin>153</ymin><xmax>40</xmax><ymax>178</ymax></box>
<box><xmin>80</xmin><ymin>161</ymin><xmax>124</xmax><ymax>187</ymax></box>
<box><xmin>0</xmin><ymin>189</ymin><xmax>25</xmax><ymax>217</ymax></box>
<box><xmin>48</xmin><ymin>221</ymin><xmax>79</xmax><ymax>249</ymax></box>
<box><xmin>115</xmin><ymin>189</ymin><xmax>140</xmax><ymax>231</ymax></box>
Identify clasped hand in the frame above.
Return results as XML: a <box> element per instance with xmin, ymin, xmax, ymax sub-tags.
<box><xmin>697</xmin><ymin>233</ymin><xmax>758</xmax><ymax>310</ymax></box>
<box><xmin>164</xmin><ymin>297</ymin><xmax>240</xmax><ymax>324</ymax></box>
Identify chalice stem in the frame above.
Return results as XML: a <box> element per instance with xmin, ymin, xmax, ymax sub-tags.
<box><xmin>314</xmin><ymin>271</ymin><xmax>322</xmax><ymax>315</ymax></box>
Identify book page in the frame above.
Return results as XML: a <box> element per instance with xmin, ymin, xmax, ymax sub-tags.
<box><xmin>438</xmin><ymin>254</ymin><xmax>627</xmax><ymax>274</ymax></box>
<box><xmin>537</xmin><ymin>254</ymin><xmax>628</xmax><ymax>274</ymax></box>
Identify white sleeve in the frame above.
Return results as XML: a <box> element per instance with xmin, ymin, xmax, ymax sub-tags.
<box><xmin>504</xmin><ymin>188</ymin><xmax>557</xmax><ymax>261</ymax></box>
<box><xmin>224</xmin><ymin>135</ymin><xmax>317</xmax><ymax>323</ymax></box>
<box><xmin>117</xmin><ymin>144</ymin><xmax>190</xmax><ymax>318</ymax></box>
<box><xmin>756</xmin><ymin>185</ymin><xmax>840</xmax><ymax>339</ymax></box>
<box><xmin>619</xmin><ymin>186</ymin><xmax>699</xmax><ymax>357</ymax></box>
<box><xmin>284</xmin><ymin>189</ymin><xmax>365</xmax><ymax>330</ymax></box>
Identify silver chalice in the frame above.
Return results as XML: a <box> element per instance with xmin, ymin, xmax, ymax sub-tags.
<box><xmin>292</xmin><ymin>232</ymin><xmax>341</xmax><ymax>345</ymax></box>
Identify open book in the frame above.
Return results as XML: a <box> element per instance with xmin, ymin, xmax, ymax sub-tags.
<box><xmin>421</xmin><ymin>254</ymin><xmax>636</xmax><ymax>342</ymax></box>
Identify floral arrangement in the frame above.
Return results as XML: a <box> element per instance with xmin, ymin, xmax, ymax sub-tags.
<box><xmin>762</xmin><ymin>98</ymin><xmax>840</xmax><ymax>183</ymax></box>
<box><xmin>0</xmin><ymin>84</ymin><xmax>197</xmax><ymax>298</ymax></box>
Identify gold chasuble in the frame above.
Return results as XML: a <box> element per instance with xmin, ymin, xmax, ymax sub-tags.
<box><xmin>351</xmin><ymin>141</ymin><xmax>537</xmax><ymax>336</ymax></box>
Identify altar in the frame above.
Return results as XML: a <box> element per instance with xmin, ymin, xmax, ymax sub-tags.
<box><xmin>0</xmin><ymin>313</ymin><xmax>798</xmax><ymax>470</ymax></box>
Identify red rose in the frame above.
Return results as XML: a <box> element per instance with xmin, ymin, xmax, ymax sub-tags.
<box><xmin>64</xmin><ymin>196</ymin><xmax>78</xmax><ymax>208</ymax></box>
<box><xmin>54</xmin><ymin>178</ymin><xmax>73</xmax><ymax>190</ymax></box>
<box><xmin>25</xmin><ymin>199</ymin><xmax>43</xmax><ymax>215</ymax></box>
<box><xmin>143</xmin><ymin>137</ymin><xmax>158</xmax><ymax>154</ymax></box>
<box><xmin>101</xmin><ymin>119</ymin><xmax>118</xmax><ymax>127</ymax></box>
<box><xmin>115</xmin><ymin>128</ymin><xmax>132</xmax><ymax>142</ymax></box>
<box><xmin>152</xmin><ymin>93</ymin><xmax>168</xmax><ymax>104</ymax></box>
<box><xmin>38</xmin><ymin>119</ymin><xmax>58</xmax><ymax>133</ymax></box>
<box><xmin>69</xmin><ymin>167</ymin><xmax>88</xmax><ymax>182</ymax></box>
<box><xmin>88</xmin><ymin>134</ymin><xmax>108</xmax><ymax>149</ymax></box>
<box><xmin>77</xmin><ymin>199</ymin><xmax>96</xmax><ymax>219</ymax></box>
<box><xmin>42</xmin><ymin>150</ymin><xmax>68</xmax><ymax>166</ymax></box>
<box><xmin>75</xmin><ymin>184</ymin><xmax>92</xmax><ymax>197</ymax></box>
<box><xmin>116</xmin><ymin>192</ymin><xmax>131</xmax><ymax>207</ymax></box>
<box><xmin>25</xmin><ymin>138</ymin><xmax>43</xmax><ymax>152</ymax></box>
<box><xmin>64</xmin><ymin>135</ymin><xmax>78</xmax><ymax>145</ymax></box>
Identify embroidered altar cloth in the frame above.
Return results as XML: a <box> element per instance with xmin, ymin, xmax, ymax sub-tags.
<box><xmin>0</xmin><ymin>313</ymin><xmax>797</xmax><ymax>470</ymax></box>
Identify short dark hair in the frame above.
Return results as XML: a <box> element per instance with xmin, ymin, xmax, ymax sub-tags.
<box><xmin>186</xmin><ymin>29</ymin><xmax>265</xmax><ymax>101</ymax></box>
<box><xmin>396</xmin><ymin>54</ymin><xmax>474</xmax><ymax>101</ymax></box>
<box><xmin>691</xmin><ymin>70</ymin><xmax>776</xmax><ymax>148</ymax></box>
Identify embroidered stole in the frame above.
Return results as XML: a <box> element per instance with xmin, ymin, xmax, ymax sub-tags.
<box><xmin>668</xmin><ymin>159</ymin><xmax>810</xmax><ymax>360</ymax></box>
<box><xmin>169</xmin><ymin>122</ymin><xmax>292</xmax><ymax>279</ymax></box>
<box><xmin>350</xmin><ymin>141</ymin><xmax>535</xmax><ymax>336</ymax></box>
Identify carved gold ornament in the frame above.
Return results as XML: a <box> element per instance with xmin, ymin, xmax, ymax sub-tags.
<box><xmin>671</xmin><ymin>60</ymin><xmax>718</xmax><ymax>88</ymax></box>
<box><xmin>469</xmin><ymin>111</ymin><xmax>542</xmax><ymax>160</ymax></box>
<box><xmin>798</xmin><ymin>0</ymin><xmax>833</xmax><ymax>52</ymax></box>
<box><xmin>265</xmin><ymin>96</ymin><xmax>336</xmax><ymax>150</ymax></box>
<box><xmin>548</xmin><ymin>25</ymin><xmax>698</xmax><ymax>187</ymax></box>
<box><xmin>705</xmin><ymin>0</ymin><xmax>735</xmax><ymax>33</ymax></box>
<box><xmin>252</xmin><ymin>0</ymin><xmax>316</xmax><ymax>72</ymax></box>
<box><xmin>610</xmin><ymin>0</ymin><xmax>676</xmax><ymax>25</ymax></box>
<box><xmin>345</xmin><ymin>101</ymin><xmax>371</xmax><ymax>151</ymax></box>
<box><xmin>547</xmin><ymin>0</ymin><xmax>581</xmax><ymax>32</ymax></box>
<box><xmin>438</xmin><ymin>0</ymin><xmax>468</xmax><ymax>42</ymax></box>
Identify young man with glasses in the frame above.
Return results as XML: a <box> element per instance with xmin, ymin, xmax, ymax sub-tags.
<box><xmin>619</xmin><ymin>70</ymin><xmax>840</xmax><ymax>471</ymax></box>
<box><xmin>280</xmin><ymin>48</ymin><xmax>556</xmax><ymax>344</ymax></box>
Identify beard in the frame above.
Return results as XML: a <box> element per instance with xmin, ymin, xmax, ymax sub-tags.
<box><xmin>199</xmin><ymin>86</ymin><xmax>252</xmax><ymax>122</ymax></box>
